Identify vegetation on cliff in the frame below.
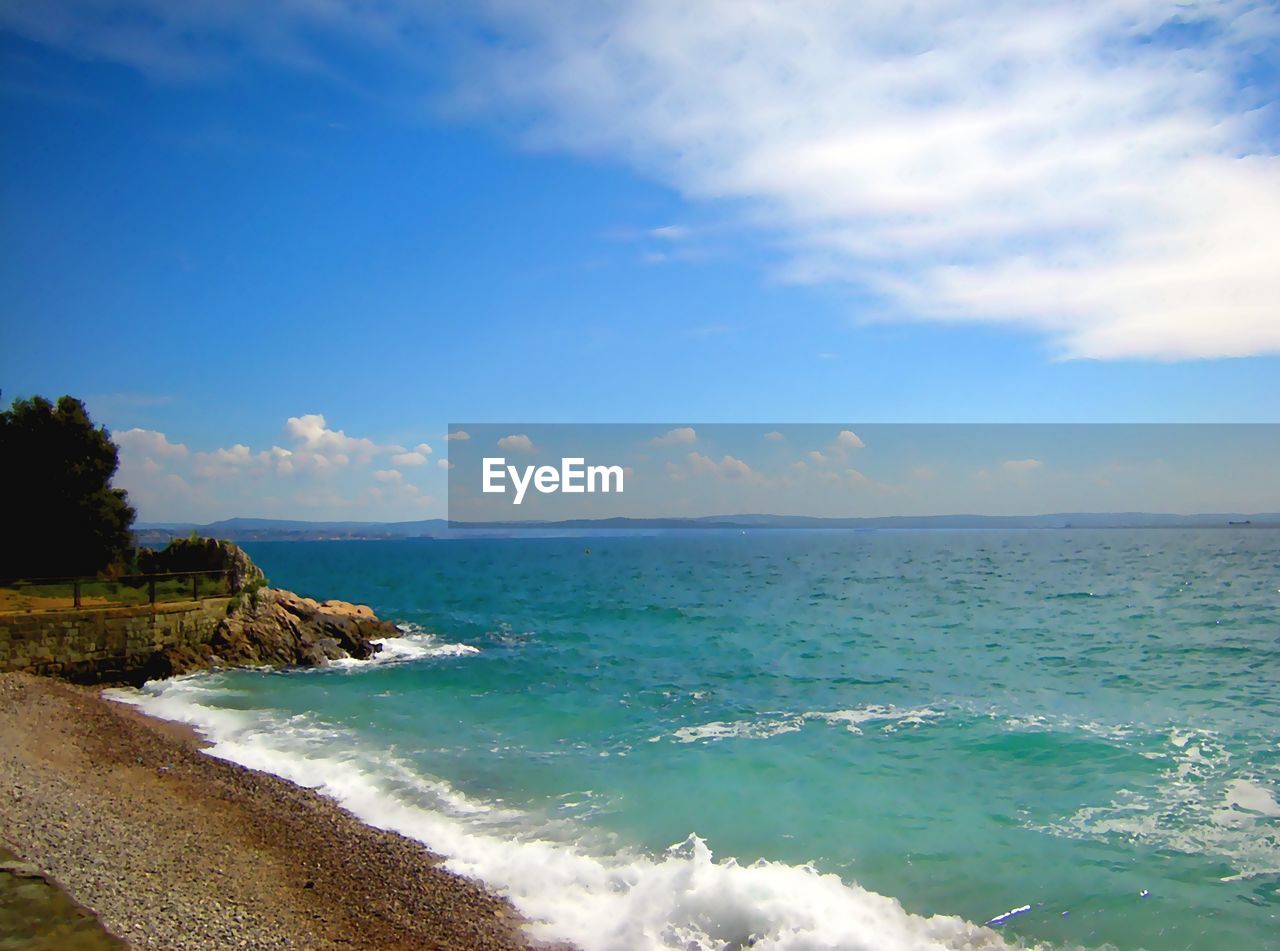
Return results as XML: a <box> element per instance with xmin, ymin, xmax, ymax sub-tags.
<box><xmin>0</xmin><ymin>395</ymin><xmax>135</xmax><ymax>580</ymax></box>
<box><xmin>137</xmin><ymin>536</ymin><xmax>265</xmax><ymax>592</ymax></box>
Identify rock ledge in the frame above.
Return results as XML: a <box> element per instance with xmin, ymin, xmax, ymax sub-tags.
<box><xmin>147</xmin><ymin>587</ymin><xmax>393</xmax><ymax>679</ymax></box>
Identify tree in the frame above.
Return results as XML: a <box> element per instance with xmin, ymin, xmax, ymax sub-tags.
<box><xmin>0</xmin><ymin>395</ymin><xmax>136</xmax><ymax>579</ymax></box>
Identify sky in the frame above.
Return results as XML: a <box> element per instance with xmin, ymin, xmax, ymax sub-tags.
<box><xmin>449</xmin><ymin>425</ymin><xmax>1280</xmax><ymax>520</ymax></box>
<box><xmin>1</xmin><ymin>1</ymin><xmax>1278</xmax><ymax>522</ymax></box>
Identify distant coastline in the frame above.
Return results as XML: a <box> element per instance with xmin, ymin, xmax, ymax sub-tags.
<box><xmin>134</xmin><ymin>512</ymin><xmax>1280</xmax><ymax>544</ymax></box>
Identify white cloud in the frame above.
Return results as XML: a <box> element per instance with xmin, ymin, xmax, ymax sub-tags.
<box><xmin>437</xmin><ymin>458</ymin><xmax>455</xmax><ymax>470</ymax></box>
<box><xmin>764</xmin><ymin>430</ymin><xmax>784</xmax><ymax>441</ymax></box>
<box><xmin>115</xmin><ymin>428</ymin><xmax>188</xmax><ymax>458</ymax></box>
<box><xmin>834</xmin><ymin>430</ymin><xmax>865</xmax><ymax>451</ymax></box>
<box><xmin>465</xmin><ymin>1</ymin><xmax>1280</xmax><ymax>360</ymax></box>
<box><xmin>1002</xmin><ymin>458</ymin><xmax>1044</xmax><ymax>472</ymax></box>
<box><xmin>816</xmin><ymin>467</ymin><xmax>875</xmax><ymax>490</ymax></box>
<box><xmin>446</xmin><ymin>430</ymin><xmax>471</xmax><ymax>442</ymax></box>
<box><xmin>497</xmin><ymin>433</ymin><xmax>536</xmax><ymax>453</ymax></box>
<box><xmin>192</xmin><ymin>444</ymin><xmax>256</xmax><ymax>478</ymax></box>
<box><xmin>269</xmin><ymin>446</ymin><xmax>294</xmax><ymax>475</ymax></box>
<box><xmin>688</xmin><ymin>451</ymin><xmax>756</xmax><ymax>481</ymax></box>
<box><xmin>391</xmin><ymin>443</ymin><xmax>433</xmax><ymax>466</ymax></box>
<box><xmin>284</xmin><ymin>413</ymin><xmax>381</xmax><ymax>465</ymax></box>
<box><xmin>651</xmin><ymin>426</ymin><xmax>697</xmax><ymax>446</ymax></box>
<box><xmin>13</xmin><ymin>2</ymin><xmax>1278</xmax><ymax>359</ymax></box>
<box><xmin>108</xmin><ymin>411</ymin><xmax>446</xmax><ymax>520</ymax></box>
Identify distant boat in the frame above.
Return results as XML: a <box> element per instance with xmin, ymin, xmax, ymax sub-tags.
<box><xmin>1228</xmin><ymin>520</ymin><xmax>1251</xmax><ymax>525</ymax></box>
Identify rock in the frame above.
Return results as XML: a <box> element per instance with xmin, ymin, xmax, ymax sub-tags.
<box><xmin>198</xmin><ymin>588</ymin><xmax>385</xmax><ymax>669</ymax></box>
<box><xmin>136</xmin><ymin>538</ymin><xmax>265</xmax><ymax>593</ymax></box>
<box><xmin>12</xmin><ymin>539</ymin><xmax>394</xmax><ymax>684</ymax></box>
<box><xmin>141</xmin><ymin>542</ymin><xmax>390</xmax><ymax>678</ymax></box>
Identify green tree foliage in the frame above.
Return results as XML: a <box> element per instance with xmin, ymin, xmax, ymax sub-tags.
<box><xmin>0</xmin><ymin>395</ymin><xmax>137</xmax><ymax>579</ymax></box>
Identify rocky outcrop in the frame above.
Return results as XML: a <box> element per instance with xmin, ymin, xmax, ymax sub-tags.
<box><xmin>144</xmin><ymin>588</ymin><xmax>393</xmax><ymax>680</ymax></box>
<box><xmin>135</xmin><ymin>539</ymin><xmax>393</xmax><ymax>680</ymax></box>
<box><xmin>136</xmin><ymin>537</ymin><xmax>265</xmax><ymax>593</ymax></box>
<box><xmin>216</xmin><ymin>589</ymin><xmax>392</xmax><ymax>667</ymax></box>
<box><xmin>4</xmin><ymin>540</ymin><xmax>397</xmax><ymax>684</ymax></box>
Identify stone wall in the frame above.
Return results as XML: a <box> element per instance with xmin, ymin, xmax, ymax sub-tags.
<box><xmin>0</xmin><ymin>598</ymin><xmax>232</xmax><ymax>686</ymax></box>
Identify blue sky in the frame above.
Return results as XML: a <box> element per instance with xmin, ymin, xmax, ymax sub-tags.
<box><xmin>1</xmin><ymin>2</ymin><xmax>1277</xmax><ymax>521</ymax></box>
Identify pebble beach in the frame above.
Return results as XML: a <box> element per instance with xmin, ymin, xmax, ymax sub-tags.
<box><xmin>0</xmin><ymin>672</ymin><xmax>536</xmax><ymax>950</ymax></box>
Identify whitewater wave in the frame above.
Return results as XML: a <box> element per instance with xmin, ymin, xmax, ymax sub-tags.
<box><xmin>664</xmin><ymin>705</ymin><xmax>945</xmax><ymax>744</ymax></box>
<box><xmin>330</xmin><ymin>622</ymin><xmax>480</xmax><ymax>669</ymax></box>
<box><xmin>1030</xmin><ymin>722</ymin><xmax>1280</xmax><ymax>882</ymax></box>
<box><xmin>107</xmin><ymin>678</ymin><xmax>1017</xmax><ymax>951</ymax></box>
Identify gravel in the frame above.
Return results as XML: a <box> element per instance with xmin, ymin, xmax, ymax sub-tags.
<box><xmin>0</xmin><ymin>672</ymin><xmax>541</xmax><ymax>950</ymax></box>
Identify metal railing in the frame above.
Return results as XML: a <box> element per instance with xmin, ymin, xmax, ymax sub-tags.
<box><xmin>0</xmin><ymin>570</ymin><xmax>234</xmax><ymax>615</ymax></box>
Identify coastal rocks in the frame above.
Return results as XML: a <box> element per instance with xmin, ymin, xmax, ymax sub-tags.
<box><xmin>146</xmin><ymin>588</ymin><xmax>392</xmax><ymax>679</ymax></box>
<box><xmin>135</xmin><ymin>537</ymin><xmax>265</xmax><ymax>593</ymax></box>
<box><xmin>2</xmin><ymin>539</ymin><xmax>397</xmax><ymax>684</ymax></box>
<box><xmin>215</xmin><ymin>589</ymin><xmax>392</xmax><ymax>667</ymax></box>
<box><xmin>134</xmin><ymin>539</ymin><xmax>395</xmax><ymax>679</ymax></box>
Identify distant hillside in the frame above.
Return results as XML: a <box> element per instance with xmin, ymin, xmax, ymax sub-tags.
<box><xmin>134</xmin><ymin>517</ymin><xmax>449</xmax><ymax>545</ymax></box>
<box><xmin>133</xmin><ymin>512</ymin><xmax>1279</xmax><ymax>543</ymax></box>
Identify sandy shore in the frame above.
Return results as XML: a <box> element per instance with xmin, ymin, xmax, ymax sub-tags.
<box><xmin>0</xmin><ymin>672</ymin><xmax>537</xmax><ymax>949</ymax></box>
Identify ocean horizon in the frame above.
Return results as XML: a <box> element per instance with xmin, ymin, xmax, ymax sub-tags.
<box><xmin>112</xmin><ymin>529</ymin><xmax>1280</xmax><ymax>950</ymax></box>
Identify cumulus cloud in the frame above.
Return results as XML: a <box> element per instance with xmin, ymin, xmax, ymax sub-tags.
<box><xmin>437</xmin><ymin>458</ymin><xmax>455</xmax><ymax>470</ymax></box>
<box><xmin>764</xmin><ymin>431</ymin><xmax>785</xmax><ymax>441</ymax></box>
<box><xmin>816</xmin><ymin>467</ymin><xmax>877</xmax><ymax>490</ymax></box>
<box><xmin>446</xmin><ymin>430</ymin><xmax>471</xmax><ymax>441</ymax></box>
<box><xmin>270</xmin><ymin>446</ymin><xmax>294</xmax><ymax>475</ymax></box>
<box><xmin>391</xmin><ymin>443</ymin><xmax>433</xmax><ymax>466</ymax></box>
<box><xmin>688</xmin><ymin>451</ymin><xmax>756</xmax><ymax>481</ymax></box>
<box><xmin>192</xmin><ymin>444</ymin><xmax>256</xmax><ymax>478</ymax></box>
<box><xmin>497</xmin><ymin>433</ymin><xmax>536</xmax><ymax>453</ymax></box>
<box><xmin>284</xmin><ymin>414</ymin><xmax>381</xmax><ymax>465</ymax></box>
<box><xmin>108</xmin><ymin>411</ymin><xmax>443</xmax><ymax>520</ymax></box>
<box><xmin>834</xmin><ymin>430</ymin><xmax>865</xmax><ymax>452</ymax></box>
<box><xmin>650</xmin><ymin>426</ymin><xmax>697</xmax><ymax>446</ymax></box>
<box><xmin>115</xmin><ymin>428</ymin><xmax>188</xmax><ymax>459</ymax></box>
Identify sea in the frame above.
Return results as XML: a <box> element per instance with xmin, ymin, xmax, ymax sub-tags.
<box><xmin>110</xmin><ymin>530</ymin><xmax>1280</xmax><ymax>950</ymax></box>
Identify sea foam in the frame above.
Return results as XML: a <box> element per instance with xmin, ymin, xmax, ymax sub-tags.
<box><xmin>663</xmin><ymin>705</ymin><xmax>945</xmax><ymax>744</ymax></box>
<box><xmin>109</xmin><ymin>677</ymin><xmax>1019</xmax><ymax>951</ymax></box>
<box><xmin>330</xmin><ymin>622</ymin><xmax>481</xmax><ymax>668</ymax></box>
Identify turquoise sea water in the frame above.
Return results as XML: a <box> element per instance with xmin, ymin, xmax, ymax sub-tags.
<box><xmin>118</xmin><ymin>531</ymin><xmax>1280</xmax><ymax>949</ymax></box>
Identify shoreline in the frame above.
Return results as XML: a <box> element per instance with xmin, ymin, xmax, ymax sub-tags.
<box><xmin>0</xmin><ymin>672</ymin><xmax>540</xmax><ymax>950</ymax></box>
